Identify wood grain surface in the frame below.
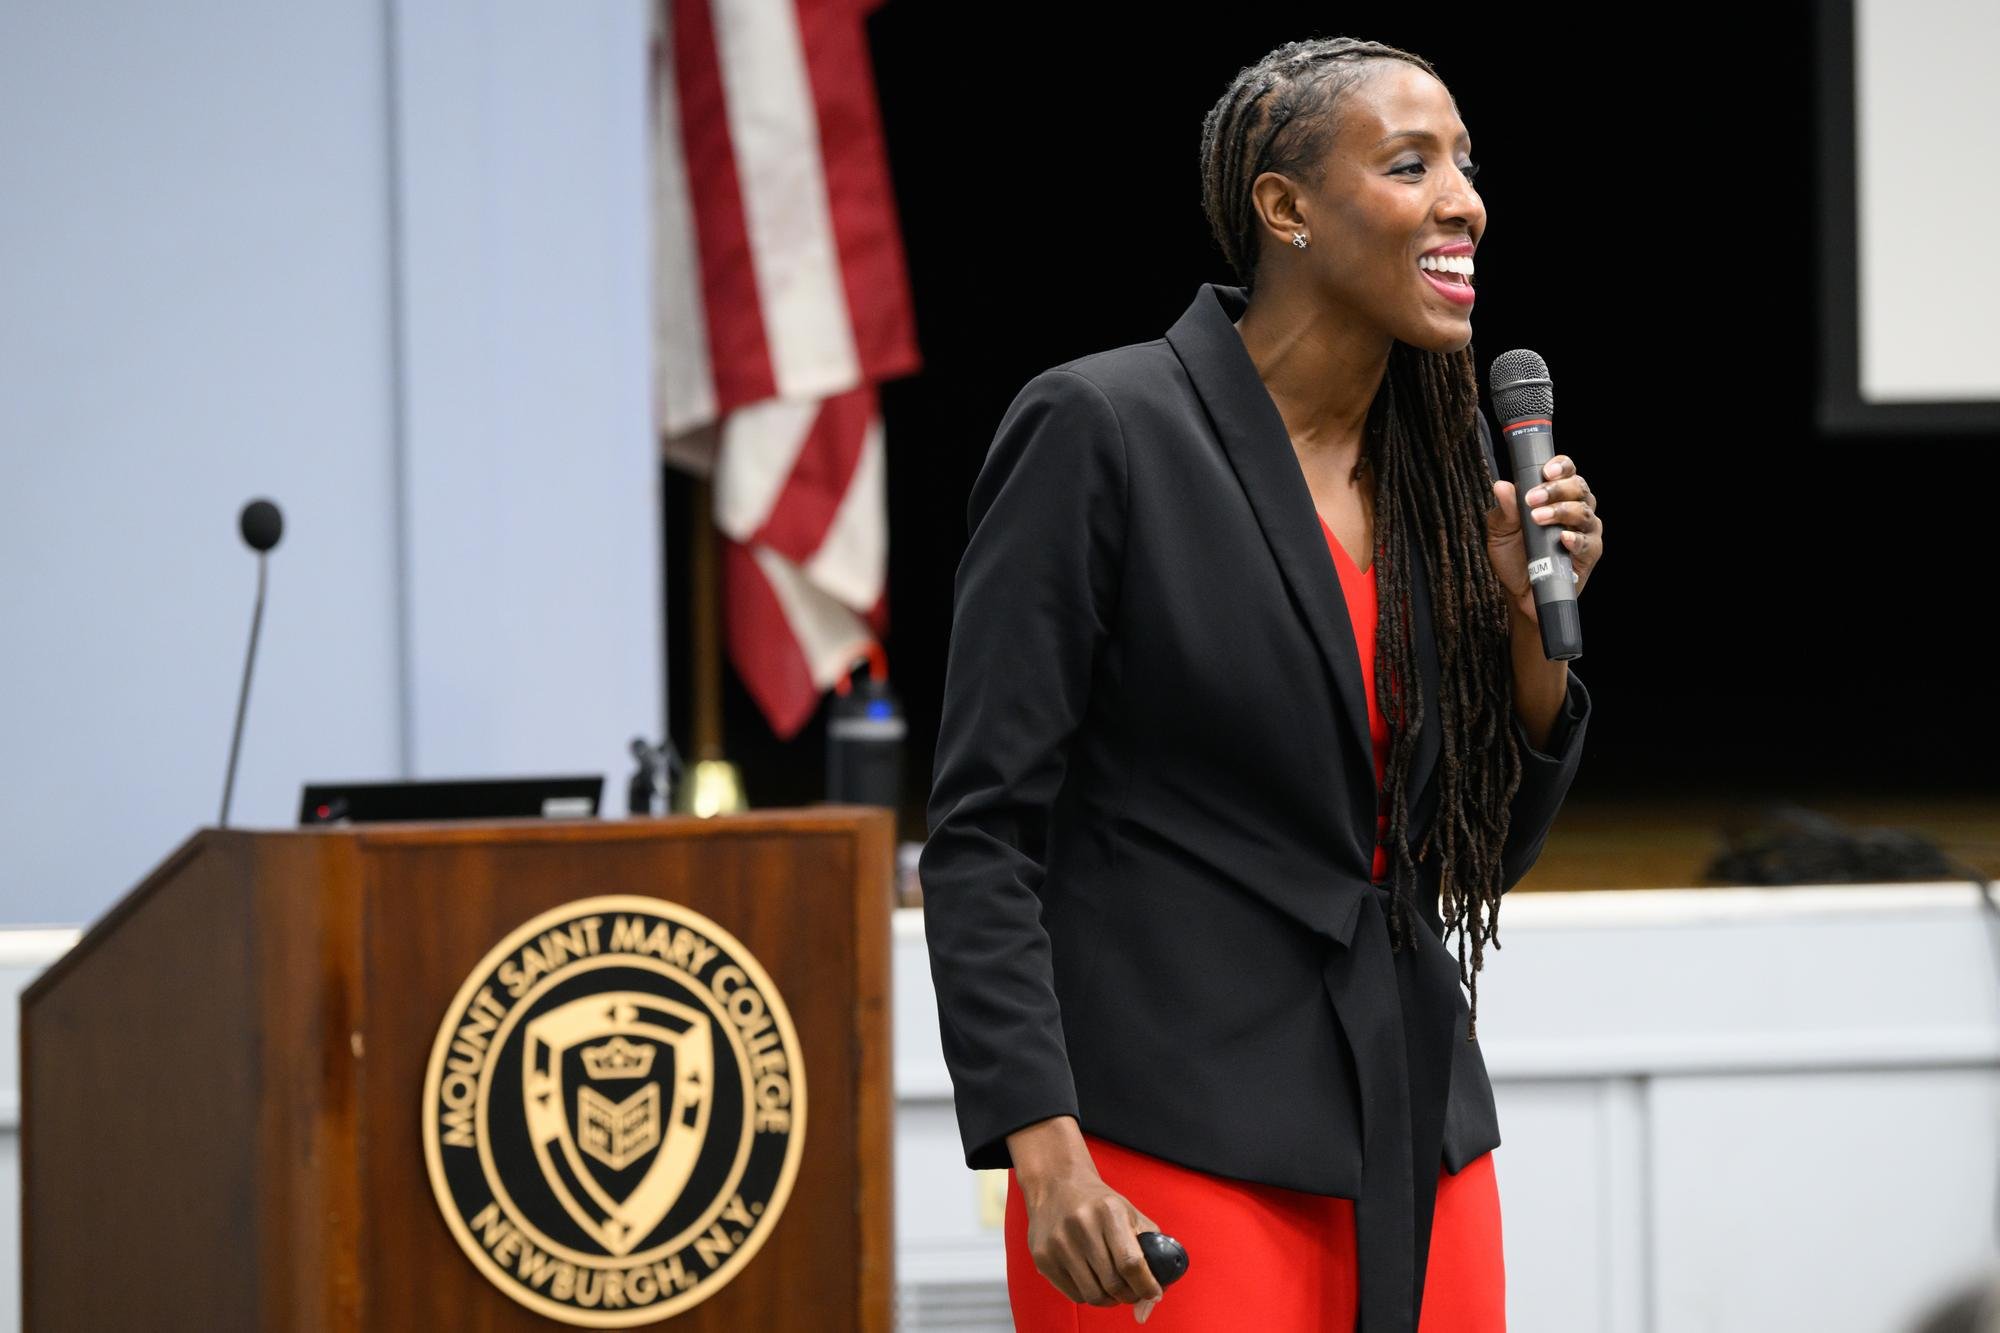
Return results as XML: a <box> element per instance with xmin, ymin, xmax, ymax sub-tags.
<box><xmin>22</xmin><ymin>808</ymin><xmax>895</xmax><ymax>1332</ymax></box>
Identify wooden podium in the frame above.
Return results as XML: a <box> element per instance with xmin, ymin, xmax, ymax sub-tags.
<box><xmin>21</xmin><ymin>808</ymin><xmax>895</xmax><ymax>1331</ymax></box>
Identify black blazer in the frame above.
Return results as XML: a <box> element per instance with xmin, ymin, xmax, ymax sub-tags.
<box><xmin>919</xmin><ymin>281</ymin><xmax>1590</xmax><ymax>1331</ymax></box>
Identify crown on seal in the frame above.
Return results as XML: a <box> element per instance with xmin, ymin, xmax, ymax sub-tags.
<box><xmin>581</xmin><ymin>1036</ymin><xmax>656</xmax><ymax>1080</ymax></box>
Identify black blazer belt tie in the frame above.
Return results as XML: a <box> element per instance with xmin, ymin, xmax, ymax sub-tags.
<box><xmin>1323</xmin><ymin>879</ymin><xmax>1468</xmax><ymax>1333</ymax></box>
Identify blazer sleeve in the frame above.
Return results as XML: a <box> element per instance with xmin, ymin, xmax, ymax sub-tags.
<box><xmin>1478</xmin><ymin>411</ymin><xmax>1593</xmax><ymax>891</ymax></box>
<box><xmin>919</xmin><ymin>368</ymin><xmax>1128</xmax><ymax>1171</ymax></box>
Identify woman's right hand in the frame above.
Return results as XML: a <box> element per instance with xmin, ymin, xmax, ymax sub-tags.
<box><xmin>1008</xmin><ymin>1116</ymin><xmax>1167</xmax><ymax>1318</ymax></box>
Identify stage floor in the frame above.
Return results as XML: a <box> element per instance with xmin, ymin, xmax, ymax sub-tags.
<box><xmin>895</xmin><ymin>794</ymin><xmax>2000</xmax><ymax>906</ymax></box>
<box><xmin>1522</xmin><ymin>793</ymin><xmax>2000</xmax><ymax>891</ymax></box>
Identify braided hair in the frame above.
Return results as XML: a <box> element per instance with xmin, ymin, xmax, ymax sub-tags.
<box><xmin>1198</xmin><ymin>37</ymin><xmax>1522</xmax><ymax>1039</ymax></box>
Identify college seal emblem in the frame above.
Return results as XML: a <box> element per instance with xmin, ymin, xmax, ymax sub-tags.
<box><xmin>422</xmin><ymin>895</ymin><xmax>806</xmax><ymax>1326</ymax></box>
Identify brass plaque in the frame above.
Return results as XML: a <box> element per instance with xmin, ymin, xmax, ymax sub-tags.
<box><xmin>423</xmin><ymin>896</ymin><xmax>807</xmax><ymax>1326</ymax></box>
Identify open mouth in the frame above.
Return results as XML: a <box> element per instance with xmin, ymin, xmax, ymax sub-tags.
<box><xmin>1417</xmin><ymin>256</ymin><xmax>1474</xmax><ymax>286</ymax></box>
<box><xmin>1418</xmin><ymin>256</ymin><xmax>1476</xmax><ymax>304</ymax></box>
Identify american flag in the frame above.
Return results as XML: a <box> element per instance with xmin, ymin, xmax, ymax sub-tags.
<box><xmin>651</xmin><ymin>0</ymin><xmax>920</xmax><ymax>739</ymax></box>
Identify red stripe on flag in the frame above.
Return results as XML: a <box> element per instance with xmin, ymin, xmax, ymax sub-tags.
<box><xmin>793</xmin><ymin>0</ymin><xmax>922</xmax><ymax>386</ymax></box>
<box><xmin>676</xmin><ymin>0</ymin><xmax>778</xmax><ymax>415</ymax></box>
<box><xmin>753</xmin><ymin>382</ymin><xmax>873</xmax><ymax>563</ymax></box>
<box><xmin>720</xmin><ymin>534</ymin><xmax>821</xmax><ymax>740</ymax></box>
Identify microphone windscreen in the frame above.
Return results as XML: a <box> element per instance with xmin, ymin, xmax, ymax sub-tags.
<box><xmin>240</xmin><ymin>499</ymin><xmax>284</xmax><ymax>552</ymax></box>
<box><xmin>1489</xmin><ymin>349</ymin><xmax>1554</xmax><ymax>423</ymax></box>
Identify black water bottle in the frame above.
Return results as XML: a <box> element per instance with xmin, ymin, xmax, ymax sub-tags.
<box><xmin>826</xmin><ymin>664</ymin><xmax>904</xmax><ymax>808</ymax></box>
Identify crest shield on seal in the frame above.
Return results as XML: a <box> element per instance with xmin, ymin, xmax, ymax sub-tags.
<box><xmin>522</xmin><ymin>992</ymin><xmax>714</xmax><ymax>1256</ymax></box>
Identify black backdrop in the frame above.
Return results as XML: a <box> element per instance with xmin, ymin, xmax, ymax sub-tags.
<box><xmin>665</xmin><ymin>3</ymin><xmax>1998</xmax><ymax>843</ymax></box>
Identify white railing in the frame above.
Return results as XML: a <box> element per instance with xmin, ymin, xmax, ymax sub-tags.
<box><xmin>10</xmin><ymin>882</ymin><xmax>2000</xmax><ymax>1332</ymax></box>
<box><xmin>1</xmin><ymin>929</ymin><xmax>80</xmax><ymax>1333</ymax></box>
<box><xmin>891</xmin><ymin>884</ymin><xmax>2000</xmax><ymax>1333</ymax></box>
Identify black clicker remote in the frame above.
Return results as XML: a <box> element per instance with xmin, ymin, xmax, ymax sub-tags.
<box><xmin>1137</xmin><ymin>1231</ymin><xmax>1190</xmax><ymax>1287</ymax></box>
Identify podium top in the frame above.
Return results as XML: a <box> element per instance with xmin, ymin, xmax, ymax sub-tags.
<box><xmin>266</xmin><ymin>804</ymin><xmax>893</xmax><ymax>841</ymax></box>
<box><xmin>27</xmin><ymin>806</ymin><xmax>895</xmax><ymax>1008</ymax></box>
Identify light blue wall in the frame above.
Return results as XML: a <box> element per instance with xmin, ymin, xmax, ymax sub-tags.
<box><xmin>393</xmin><ymin>0</ymin><xmax>661</xmax><ymax>779</ymax></box>
<box><xmin>0</xmin><ymin>0</ymin><xmax>661</xmax><ymax>927</ymax></box>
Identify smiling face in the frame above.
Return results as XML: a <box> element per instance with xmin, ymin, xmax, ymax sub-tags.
<box><xmin>1249</xmin><ymin>61</ymin><xmax>1486</xmax><ymax>353</ymax></box>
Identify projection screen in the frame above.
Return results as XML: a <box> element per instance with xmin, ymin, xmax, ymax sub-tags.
<box><xmin>1817</xmin><ymin>0</ymin><xmax>2000</xmax><ymax>432</ymax></box>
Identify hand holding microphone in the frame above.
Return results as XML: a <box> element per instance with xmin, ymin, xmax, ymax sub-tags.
<box><xmin>1484</xmin><ymin>350</ymin><xmax>1603</xmax><ymax>659</ymax></box>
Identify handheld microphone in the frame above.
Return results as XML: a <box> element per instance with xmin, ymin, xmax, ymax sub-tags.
<box><xmin>220</xmin><ymin>498</ymin><xmax>283</xmax><ymax>828</ymax></box>
<box><xmin>1488</xmin><ymin>350</ymin><xmax>1582</xmax><ymax>661</ymax></box>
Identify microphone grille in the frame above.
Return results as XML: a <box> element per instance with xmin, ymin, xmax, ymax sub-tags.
<box><xmin>239</xmin><ymin>498</ymin><xmax>284</xmax><ymax>552</ymax></box>
<box><xmin>1489</xmin><ymin>349</ymin><xmax>1553</xmax><ymax>422</ymax></box>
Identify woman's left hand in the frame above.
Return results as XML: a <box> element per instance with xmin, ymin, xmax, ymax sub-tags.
<box><xmin>1483</xmin><ymin>454</ymin><xmax>1602</xmax><ymax>618</ymax></box>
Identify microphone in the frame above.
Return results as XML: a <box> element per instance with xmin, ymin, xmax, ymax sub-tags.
<box><xmin>220</xmin><ymin>499</ymin><xmax>283</xmax><ymax>828</ymax></box>
<box><xmin>1488</xmin><ymin>350</ymin><xmax>1582</xmax><ymax>661</ymax></box>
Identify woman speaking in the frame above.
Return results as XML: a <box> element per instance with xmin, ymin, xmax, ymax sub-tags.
<box><xmin>919</xmin><ymin>35</ymin><xmax>1602</xmax><ymax>1332</ymax></box>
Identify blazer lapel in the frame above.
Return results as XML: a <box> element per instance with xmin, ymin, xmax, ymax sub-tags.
<box><xmin>1164</xmin><ymin>282</ymin><xmax>1441</xmax><ymax>834</ymax></box>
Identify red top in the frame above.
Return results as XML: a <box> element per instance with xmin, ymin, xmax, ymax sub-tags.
<box><xmin>1318</xmin><ymin>514</ymin><xmax>1394</xmax><ymax>885</ymax></box>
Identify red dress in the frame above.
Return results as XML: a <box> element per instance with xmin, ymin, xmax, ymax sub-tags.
<box><xmin>1001</xmin><ymin>516</ymin><xmax>1506</xmax><ymax>1331</ymax></box>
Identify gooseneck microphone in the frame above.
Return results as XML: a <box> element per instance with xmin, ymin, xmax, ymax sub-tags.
<box><xmin>1488</xmin><ymin>350</ymin><xmax>1583</xmax><ymax>661</ymax></box>
<box><xmin>220</xmin><ymin>499</ymin><xmax>284</xmax><ymax>828</ymax></box>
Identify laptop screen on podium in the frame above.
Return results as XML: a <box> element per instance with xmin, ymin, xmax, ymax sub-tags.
<box><xmin>298</xmin><ymin>776</ymin><xmax>603</xmax><ymax>826</ymax></box>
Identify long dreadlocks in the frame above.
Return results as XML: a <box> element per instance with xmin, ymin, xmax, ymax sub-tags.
<box><xmin>1197</xmin><ymin>37</ymin><xmax>1524</xmax><ymax>1038</ymax></box>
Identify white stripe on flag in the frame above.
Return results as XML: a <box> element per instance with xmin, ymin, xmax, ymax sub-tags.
<box><xmin>651</xmin><ymin>0</ymin><xmax>716</xmax><ymax>437</ymax></box>
<box><xmin>711</xmin><ymin>395</ymin><xmax>816</xmax><ymax>541</ymax></box>
<box><xmin>751</xmin><ymin>542</ymin><xmax>874</xmax><ymax>686</ymax></box>
<box><xmin>802</xmin><ymin>409</ymin><xmax>886</xmax><ymax>609</ymax></box>
<box><xmin>710</xmin><ymin>0</ymin><xmax>861</xmax><ymax>402</ymax></box>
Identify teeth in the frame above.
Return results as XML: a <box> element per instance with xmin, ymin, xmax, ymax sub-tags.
<box><xmin>1419</xmin><ymin>253</ymin><xmax>1475</xmax><ymax>278</ymax></box>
